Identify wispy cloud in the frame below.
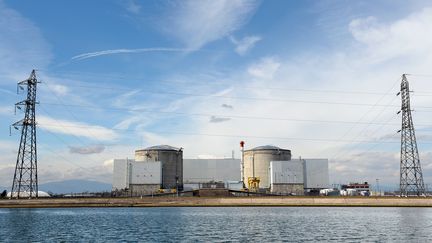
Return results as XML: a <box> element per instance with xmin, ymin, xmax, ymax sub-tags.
<box><xmin>38</xmin><ymin>115</ymin><xmax>118</xmax><ymax>141</ymax></box>
<box><xmin>209</xmin><ymin>116</ymin><xmax>231</xmax><ymax>123</ymax></box>
<box><xmin>0</xmin><ymin>106</ymin><xmax>12</xmax><ymax>116</ymax></box>
<box><xmin>349</xmin><ymin>7</ymin><xmax>432</xmax><ymax>63</ymax></box>
<box><xmin>71</xmin><ymin>48</ymin><xmax>192</xmax><ymax>60</ymax></box>
<box><xmin>162</xmin><ymin>0</ymin><xmax>260</xmax><ymax>50</ymax></box>
<box><xmin>248</xmin><ymin>57</ymin><xmax>281</xmax><ymax>79</ymax></box>
<box><xmin>123</xmin><ymin>0</ymin><xmax>141</xmax><ymax>14</ymax></box>
<box><xmin>69</xmin><ymin>145</ymin><xmax>105</xmax><ymax>155</ymax></box>
<box><xmin>221</xmin><ymin>104</ymin><xmax>233</xmax><ymax>109</ymax></box>
<box><xmin>0</xmin><ymin>1</ymin><xmax>52</xmax><ymax>82</ymax></box>
<box><xmin>0</xmin><ymin>88</ymin><xmax>16</xmax><ymax>96</ymax></box>
<box><xmin>230</xmin><ymin>35</ymin><xmax>262</xmax><ymax>55</ymax></box>
<box><xmin>48</xmin><ymin>83</ymin><xmax>69</xmax><ymax>96</ymax></box>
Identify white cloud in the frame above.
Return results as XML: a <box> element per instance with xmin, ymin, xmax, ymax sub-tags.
<box><xmin>0</xmin><ymin>1</ymin><xmax>51</xmax><ymax>82</ymax></box>
<box><xmin>69</xmin><ymin>145</ymin><xmax>106</xmax><ymax>155</ymax></box>
<box><xmin>103</xmin><ymin>159</ymin><xmax>114</xmax><ymax>167</ymax></box>
<box><xmin>0</xmin><ymin>106</ymin><xmax>12</xmax><ymax>115</ymax></box>
<box><xmin>230</xmin><ymin>35</ymin><xmax>262</xmax><ymax>55</ymax></box>
<box><xmin>71</xmin><ymin>48</ymin><xmax>192</xmax><ymax>60</ymax></box>
<box><xmin>0</xmin><ymin>88</ymin><xmax>16</xmax><ymax>96</ymax></box>
<box><xmin>221</xmin><ymin>104</ymin><xmax>233</xmax><ymax>109</ymax></box>
<box><xmin>209</xmin><ymin>116</ymin><xmax>231</xmax><ymax>123</ymax></box>
<box><xmin>121</xmin><ymin>7</ymin><xmax>432</xmax><ymax>186</ymax></box>
<box><xmin>48</xmin><ymin>84</ymin><xmax>68</xmax><ymax>96</ymax></box>
<box><xmin>0</xmin><ymin>140</ymin><xmax>17</xmax><ymax>186</ymax></box>
<box><xmin>162</xmin><ymin>0</ymin><xmax>259</xmax><ymax>50</ymax></box>
<box><xmin>124</xmin><ymin>0</ymin><xmax>141</xmax><ymax>14</ymax></box>
<box><xmin>38</xmin><ymin>115</ymin><xmax>118</xmax><ymax>141</ymax></box>
<box><xmin>349</xmin><ymin>8</ymin><xmax>432</xmax><ymax>63</ymax></box>
<box><xmin>4</xmin><ymin>4</ymin><xmax>432</xmax><ymax>187</ymax></box>
<box><xmin>0</xmin><ymin>140</ymin><xmax>16</xmax><ymax>152</ymax></box>
<box><xmin>113</xmin><ymin>116</ymin><xmax>142</xmax><ymax>130</ymax></box>
<box><xmin>247</xmin><ymin>57</ymin><xmax>281</xmax><ymax>79</ymax></box>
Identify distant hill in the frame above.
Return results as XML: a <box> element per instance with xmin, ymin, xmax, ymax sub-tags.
<box><xmin>39</xmin><ymin>179</ymin><xmax>112</xmax><ymax>194</ymax></box>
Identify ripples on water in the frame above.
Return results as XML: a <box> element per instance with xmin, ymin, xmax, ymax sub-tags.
<box><xmin>0</xmin><ymin>207</ymin><xmax>431</xmax><ymax>242</ymax></box>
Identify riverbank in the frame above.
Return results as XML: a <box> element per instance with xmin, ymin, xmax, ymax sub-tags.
<box><xmin>1</xmin><ymin>197</ymin><xmax>432</xmax><ymax>208</ymax></box>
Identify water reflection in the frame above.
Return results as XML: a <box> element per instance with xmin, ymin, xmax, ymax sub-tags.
<box><xmin>0</xmin><ymin>207</ymin><xmax>431</xmax><ymax>242</ymax></box>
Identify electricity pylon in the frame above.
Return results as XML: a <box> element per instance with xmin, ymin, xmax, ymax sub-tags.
<box><xmin>398</xmin><ymin>74</ymin><xmax>425</xmax><ymax>196</ymax></box>
<box><xmin>10</xmin><ymin>70</ymin><xmax>39</xmax><ymax>198</ymax></box>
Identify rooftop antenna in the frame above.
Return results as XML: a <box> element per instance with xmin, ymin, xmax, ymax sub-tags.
<box><xmin>397</xmin><ymin>74</ymin><xmax>425</xmax><ymax>196</ymax></box>
<box><xmin>10</xmin><ymin>70</ymin><xmax>40</xmax><ymax>199</ymax></box>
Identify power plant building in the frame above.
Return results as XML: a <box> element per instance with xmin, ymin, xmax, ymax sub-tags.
<box><xmin>269</xmin><ymin>160</ymin><xmax>304</xmax><ymax>195</ymax></box>
<box><xmin>135</xmin><ymin>145</ymin><xmax>183</xmax><ymax>190</ymax></box>
<box><xmin>183</xmin><ymin>158</ymin><xmax>241</xmax><ymax>183</ymax></box>
<box><xmin>112</xmin><ymin>144</ymin><xmax>328</xmax><ymax>196</ymax></box>
<box><xmin>112</xmin><ymin>159</ymin><xmax>162</xmax><ymax>195</ymax></box>
<box><xmin>243</xmin><ymin>145</ymin><xmax>291</xmax><ymax>189</ymax></box>
<box><xmin>112</xmin><ymin>145</ymin><xmax>183</xmax><ymax>195</ymax></box>
<box><xmin>183</xmin><ymin>158</ymin><xmax>241</xmax><ymax>190</ymax></box>
<box><xmin>269</xmin><ymin>159</ymin><xmax>329</xmax><ymax>195</ymax></box>
<box><xmin>303</xmin><ymin>159</ymin><xmax>329</xmax><ymax>189</ymax></box>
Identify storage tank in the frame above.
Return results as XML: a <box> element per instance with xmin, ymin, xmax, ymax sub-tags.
<box><xmin>243</xmin><ymin>145</ymin><xmax>291</xmax><ymax>189</ymax></box>
<box><xmin>135</xmin><ymin>145</ymin><xmax>183</xmax><ymax>190</ymax></box>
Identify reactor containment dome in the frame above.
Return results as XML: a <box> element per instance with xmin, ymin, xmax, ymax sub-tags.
<box><xmin>243</xmin><ymin>145</ymin><xmax>291</xmax><ymax>189</ymax></box>
<box><xmin>135</xmin><ymin>145</ymin><xmax>183</xmax><ymax>190</ymax></box>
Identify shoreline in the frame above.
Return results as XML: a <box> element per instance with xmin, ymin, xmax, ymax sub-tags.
<box><xmin>1</xmin><ymin>197</ymin><xmax>432</xmax><ymax>208</ymax></box>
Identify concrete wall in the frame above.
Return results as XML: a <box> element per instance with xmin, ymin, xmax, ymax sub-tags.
<box><xmin>113</xmin><ymin>160</ymin><xmax>162</xmax><ymax>192</ymax></box>
<box><xmin>183</xmin><ymin>158</ymin><xmax>240</xmax><ymax>183</ymax></box>
<box><xmin>303</xmin><ymin>159</ymin><xmax>329</xmax><ymax>189</ymax></box>
<box><xmin>130</xmin><ymin>161</ymin><xmax>161</xmax><ymax>185</ymax></box>
<box><xmin>112</xmin><ymin>159</ymin><xmax>131</xmax><ymax>191</ymax></box>
<box><xmin>270</xmin><ymin>160</ymin><xmax>303</xmax><ymax>184</ymax></box>
<box><xmin>271</xmin><ymin>184</ymin><xmax>304</xmax><ymax>195</ymax></box>
<box><xmin>129</xmin><ymin>184</ymin><xmax>160</xmax><ymax>196</ymax></box>
<box><xmin>244</xmin><ymin>149</ymin><xmax>291</xmax><ymax>189</ymax></box>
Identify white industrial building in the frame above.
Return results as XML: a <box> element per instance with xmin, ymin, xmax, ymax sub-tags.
<box><xmin>303</xmin><ymin>159</ymin><xmax>329</xmax><ymax>189</ymax></box>
<box><xmin>113</xmin><ymin>156</ymin><xmax>241</xmax><ymax>193</ymax></box>
<box><xmin>269</xmin><ymin>159</ymin><xmax>329</xmax><ymax>195</ymax></box>
<box><xmin>183</xmin><ymin>158</ymin><xmax>241</xmax><ymax>190</ymax></box>
<box><xmin>112</xmin><ymin>159</ymin><xmax>162</xmax><ymax>195</ymax></box>
<box><xmin>183</xmin><ymin>158</ymin><xmax>241</xmax><ymax>183</ymax></box>
<box><xmin>270</xmin><ymin>160</ymin><xmax>304</xmax><ymax>195</ymax></box>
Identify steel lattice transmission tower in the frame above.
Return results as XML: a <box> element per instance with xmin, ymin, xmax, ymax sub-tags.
<box><xmin>10</xmin><ymin>70</ymin><xmax>39</xmax><ymax>198</ymax></box>
<box><xmin>398</xmin><ymin>74</ymin><xmax>425</xmax><ymax>196</ymax></box>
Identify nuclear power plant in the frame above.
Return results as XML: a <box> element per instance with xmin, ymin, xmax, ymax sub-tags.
<box><xmin>7</xmin><ymin>71</ymin><xmax>428</xmax><ymax>201</ymax></box>
<box><xmin>112</xmin><ymin>144</ymin><xmax>329</xmax><ymax>196</ymax></box>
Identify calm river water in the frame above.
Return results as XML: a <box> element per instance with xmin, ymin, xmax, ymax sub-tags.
<box><xmin>0</xmin><ymin>207</ymin><xmax>431</xmax><ymax>242</ymax></box>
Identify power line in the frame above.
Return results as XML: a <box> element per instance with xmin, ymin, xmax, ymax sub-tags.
<box><xmin>38</xmin><ymin>80</ymin><xmax>432</xmax><ymax>108</ymax></box>
<box><xmin>36</xmin><ymin>123</ymin><xmax>432</xmax><ymax>144</ymax></box>
<box><xmin>330</xmin><ymin>76</ymin><xmax>403</xmax><ymax>160</ymax></box>
<box><xmin>331</xmin><ymin>132</ymin><xmax>400</xmax><ymax>163</ymax></box>
<box><xmin>42</xmin><ymin>82</ymin><xmax>110</xmax><ymax>143</ymax></box>
<box><xmin>42</xmin><ymin>71</ymin><xmax>432</xmax><ymax>95</ymax></box>
<box><xmin>38</xmin><ymin>105</ymin><xmax>111</xmax><ymax>167</ymax></box>
<box><xmin>38</xmin><ymin>142</ymin><xmax>87</xmax><ymax>170</ymax></box>
<box><xmin>40</xmin><ymin>84</ymin><xmax>432</xmax><ymax>107</ymax></box>
<box><xmin>38</xmin><ymin>101</ymin><xmax>432</xmax><ymax>126</ymax></box>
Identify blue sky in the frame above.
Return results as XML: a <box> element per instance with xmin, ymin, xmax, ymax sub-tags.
<box><xmin>1</xmin><ymin>0</ymin><xmax>432</xmax><ymax>188</ymax></box>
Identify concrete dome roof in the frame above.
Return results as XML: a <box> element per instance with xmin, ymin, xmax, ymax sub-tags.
<box><xmin>138</xmin><ymin>145</ymin><xmax>181</xmax><ymax>151</ymax></box>
<box><xmin>246</xmin><ymin>145</ymin><xmax>290</xmax><ymax>151</ymax></box>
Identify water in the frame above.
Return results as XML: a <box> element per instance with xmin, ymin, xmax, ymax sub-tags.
<box><xmin>0</xmin><ymin>207</ymin><xmax>431</xmax><ymax>242</ymax></box>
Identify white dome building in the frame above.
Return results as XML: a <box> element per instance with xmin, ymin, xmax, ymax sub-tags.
<box><xmin>7</xmin><ymin>191</ymin><xmax>51</xmax><ymax>198</ymax></box>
